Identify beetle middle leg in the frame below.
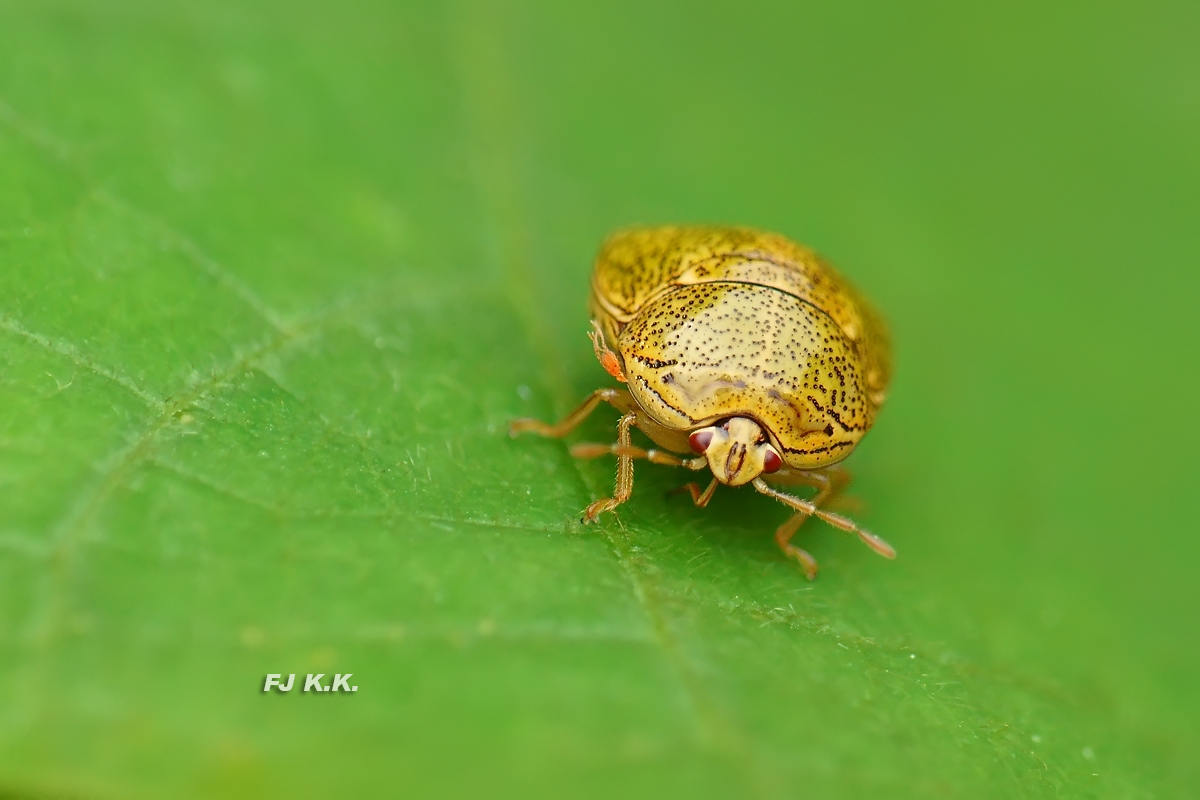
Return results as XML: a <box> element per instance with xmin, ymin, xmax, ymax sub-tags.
<box><xmin>569</xmin><ymin>441</ymin><xmax>705</xmax><ymax>470</ymax></box>
<box><xmin>509</xmin><ymin>387</ymin><xmax>636</xmax><ymax>439</ymax></box>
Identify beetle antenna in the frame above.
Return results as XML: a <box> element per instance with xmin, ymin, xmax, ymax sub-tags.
<box><xmin>752</xmin><ymin>478</ymin><xmax>896</xmax><ymax>559</ymax></box>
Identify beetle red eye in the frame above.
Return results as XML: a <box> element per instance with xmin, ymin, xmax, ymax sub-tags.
<box><xmin>689</xmin><ymin>430</ymin><xmax>714</xmax><ymax>453</ymax></box>
<box><xmin>762</xmin><ymin>448</ymin><xmax>782</xmax><ymax>473</ymax></box>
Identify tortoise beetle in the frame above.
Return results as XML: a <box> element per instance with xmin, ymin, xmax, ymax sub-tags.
<box><xmin>510</xmin><ymin>226</ymin><xmax>895</xmax><ymax>579</ymax></box>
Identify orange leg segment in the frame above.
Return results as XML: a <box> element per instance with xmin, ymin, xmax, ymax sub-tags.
<box><xmin>579</xmin><ymin>412</ymin><xmax>638</xmax><ymax>522</ymax></box>
<box><xmin>509</xmin><ymin>387</ymin><xmax>635</xmax><ymax>439</ymax></box>
<box><xmin>667</xmin><ymin>478</ymin><xmax>719</xmax><ymax>508</ymax></box>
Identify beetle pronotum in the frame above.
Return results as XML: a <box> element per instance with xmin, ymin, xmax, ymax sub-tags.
<box><xmin>511</xmin><ymin>226</ymin><xmax>895</xmax><ymax>579</ymax></box>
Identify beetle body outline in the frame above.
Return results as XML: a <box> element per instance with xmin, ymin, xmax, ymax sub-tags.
<box><xmin>512</xmin><ymin>226</ymin><xmax>895</xmax><ymax>578</ymax></box>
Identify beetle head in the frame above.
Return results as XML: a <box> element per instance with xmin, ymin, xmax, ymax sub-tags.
<box><xmin>689</xmin><ymin>417</ymin><xmax>783</xmax><ymax>486</ymax></box>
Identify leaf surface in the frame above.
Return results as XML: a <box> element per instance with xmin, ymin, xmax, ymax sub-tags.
<box><xmin>1</xmin><ymin>1</ymin><xmax>1198</xmax><ymax>798</ymax></box>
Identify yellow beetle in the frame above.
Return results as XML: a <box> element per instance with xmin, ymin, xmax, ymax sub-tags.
<box><xmin>511</xmin><ymin>226</ymin><xmax>895</xmax><ymax>579</ymax></box>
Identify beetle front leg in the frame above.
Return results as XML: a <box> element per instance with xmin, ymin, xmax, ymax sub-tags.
<box><xmin>570</xmin><ymin>440</ymin><xmax>714</xmax><ymax>509</ymax></box>
<box><xmin>667</xmin><ymin>478</ymin><xmax>719</xmax><ymax>508</ymax></box>
<box><xmin>509</xmin><ymin>387</ymin><xmax>635</xmax><ymax>439</ymax></box>
<box><xmin>752</xmin><ymin>477</ymin><xmax>895</xmax><ymax>580</ymax></box>
<box><xmin>580</xmin><ymin>412</ymin><xmax>638</xmax><ymax>523</ymax></box>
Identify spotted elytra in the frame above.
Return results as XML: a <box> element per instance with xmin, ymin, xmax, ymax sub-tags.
<box><xmin>510</xmin><ymin>226</ymin><xmax>894</xmax><ymax>579</ymax></box>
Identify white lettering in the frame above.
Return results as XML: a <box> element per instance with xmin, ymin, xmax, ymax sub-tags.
<box><xmin>332</xmin><ymin>673</ymin><xmax>353</xmax><ymax>692</ymax></box>
<box><xmin>263</xmin><ymin>673</ymin><xmax>295</xmax><ymax>692</ymax></box>
<box><xmin>304</xmin><ymin>674</ymin><xmax>325</xmax><ymax>692</ymax></box>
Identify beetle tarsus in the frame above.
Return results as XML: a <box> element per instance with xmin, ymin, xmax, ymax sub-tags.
<box><xmin>858</xmin><ymin>529</ymin><xmax>897</xmax><ymax>560</ymax></box>
<box><xmin>581</xmin><ymin>497</ymin><xmax>618</xmax><ymax>523</ymax></box>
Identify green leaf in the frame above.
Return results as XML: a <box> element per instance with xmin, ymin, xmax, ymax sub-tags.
<box><xmin>2</xmin><ymin>1</ymin><xmax>1197</xmax><ymax>798</ymax></box>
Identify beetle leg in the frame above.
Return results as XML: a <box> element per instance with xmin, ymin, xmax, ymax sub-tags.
<box><xmin>752</xmin><ymin>477</ymin><xmax>896</xmax><ymax>579</ymax></box>
<box><xmin>666</xmin><ymin>478</ymin><xmax>719</xmax><ymax>508</ymax></box>
<box><xmin>774</xmin><ymin>516</ymin><xmax>821</xmax><ymax>580</ymax></box>
<box><xmin>570</xmin><ymin>441</ymin><xmax>705</xmax><ymax>470</ymax></box>
<box><xmin>763</xmin><ymin>465</ymin><xmax>852</xmax><ymax>511</ymax></box>
<box><xmin>571</xmin><ymin>440</ymin><xmax>713</xmax><ymax>507</ymax></box>
<box><xmin>761</xmin><ymin>467</ymin><xmax>853</xmax><ymax>577</ymax></box>
<box><xmin>509</xmin><ymin>387</ymin><xmax>635</xmax><ymax>438</ymax></box>
<box><xmin>581</xmin><ymin>412</ymin><xmax>638</xmax><ymax>523</ymax></box>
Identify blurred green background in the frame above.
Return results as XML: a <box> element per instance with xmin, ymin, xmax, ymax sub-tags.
<box><xmin>1</xmin><ymin>0</ymin><xmax>1197</xmax><ymax>797</ymax></box>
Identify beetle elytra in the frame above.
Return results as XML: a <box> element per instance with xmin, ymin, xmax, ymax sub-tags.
<box><xmin>510</xmin><ymin>226</ymin><xmax>895</xmax><ymax>579</ymax></box>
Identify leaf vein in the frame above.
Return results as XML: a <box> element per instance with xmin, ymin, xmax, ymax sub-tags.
<box><xmin>148</xmin><ymin>457</ymin><xmax>565</xmax><ymax>534</ymax></box>
<box><xmin>0</xmin><ymin>315</ymin><xmax>162</xmax><ymax>408</ymax></box>
<box><xmin>0</xmin><ymin>98</ymin><xmax>291</xmax><ymax>337</ymax></box>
